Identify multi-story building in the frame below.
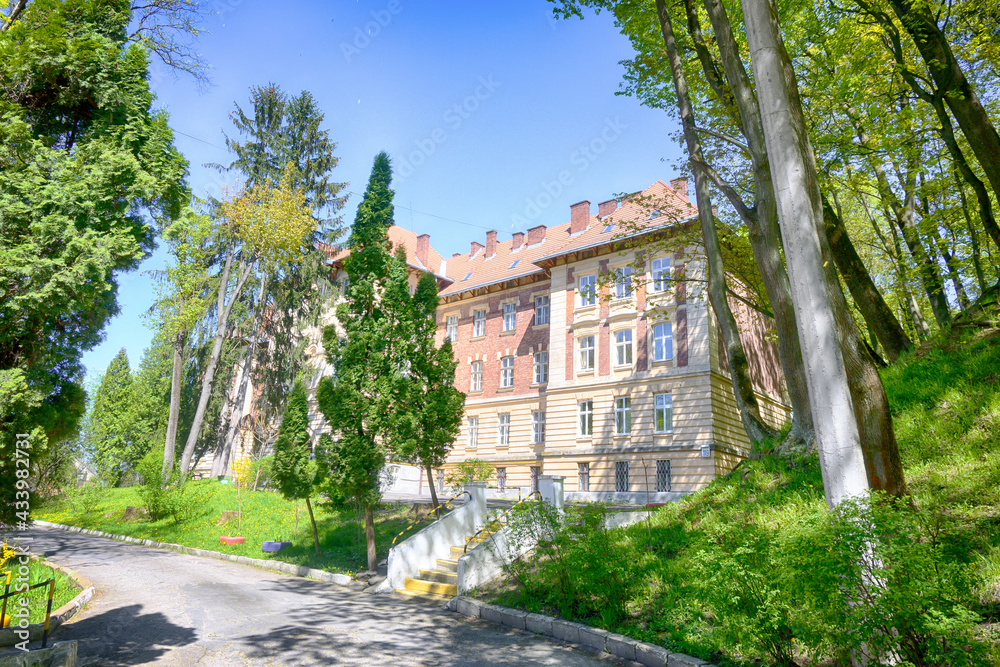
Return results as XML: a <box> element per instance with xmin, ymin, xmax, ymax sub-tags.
<box><xmin>311</xmin><ymin>179</ymin><xmax>789</xmax><ymax>502</ymax></box>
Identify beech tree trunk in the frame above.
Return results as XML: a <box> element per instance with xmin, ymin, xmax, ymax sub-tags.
<box><xmin>822</xmin><ymin>197</ymin><xmax>912</xmax><ymax>361</ymax></box>
<box><xmin>655</xmin><ymin>0</ymin><xmax>778</xmax><ymax>449</ymax></box>
<box><xmin>888</xmin><ymin>0</ymin><xmax>1000</xmax><ymax>203</ymax></box>
<box><xmin>742</xmin><ymin>0</ymin><xmax>872</xmax><ymax>507</ymax></box>
<box><xmin>162</xmin><ymin>331</ymin><xmax>186</xmax><ymax>477</ymax></box>
<box><xmin>691</xmin><ymin>0</ymin><xmax>817</xmax><ymax>447</ymax></box>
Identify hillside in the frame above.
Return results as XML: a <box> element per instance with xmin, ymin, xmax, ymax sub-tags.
<box><xmin>485</xmin><ymin>289</ymin><xmax>1000</xmax><ymax>666</ymax></box>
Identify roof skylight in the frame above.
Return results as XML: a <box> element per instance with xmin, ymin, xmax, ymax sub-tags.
<box><xmin>462</xmin><ymin>272</ymin><xmax>473</xmax><ymax>281</ymax></box>
<box><xmin>602</xmin><ymin>224</ymin><xmax>615</xmax><ymax>233</ymax></box>
<box><xmin>509</xmin><ymin>259</ymin><xmax>520</xmax><ymax>269</ymax></box>
<box><xmin>649</xmin><ymin>210</ymin><xmax>661</xmax><ymax>219</ymax></box>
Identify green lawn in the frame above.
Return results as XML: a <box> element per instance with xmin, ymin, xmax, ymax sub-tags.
<box><xmin>1</xmin><ymin>554</ymin><xmax>80</xmax><ymax>625</ymax></box>
<box><xmin>37</xmin><ymin>483</ymin><xmax>429</xmax><ymax>575</ymax></box>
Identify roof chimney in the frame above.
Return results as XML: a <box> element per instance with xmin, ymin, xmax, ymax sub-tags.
<box><xmin>570</xmin><ymin>200</ymin><xmax>590</xmax><ymax>234</ymax></box>
<box><xmin>526</xmin><ymin>224</ymin><xmax>546</xmax><ymax>246</ymax></box>
<box><xmin>598</xmin><ymin>199</ymin><xmax>617</xmax><ymax>218</ymax></box>
<box><xmin>670</xmin><ymin>177</ymin><xmax>689</xmax><ymax>202</ymax></box>
<box><xmin>485</xmin><ymin>230</ymin><xmax>497</xmax><ymax>258</ymax></box>
<box><xmin>452</xmin><ymin>252</ymin><xmax>462</xmax><ymax>258</ymax></box>
<box><xmin>416</xmin><ymin>233</ymin><xmax>430</xmax><ymax>267</ymax></box>
<box><xmin>470</xmin><ymin>240</ymin><xmax>484</xmax><ymax>256</ymax></box>
<box><xmin>511</xmin><ymin>231</ymin><xmax>525</xmax><ymax>250</ymax></box>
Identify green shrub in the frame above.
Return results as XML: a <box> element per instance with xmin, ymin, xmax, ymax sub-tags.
<box><xmin>136</xmin><ymin>447</ymin><xmax>199</xmax><ymax>522</ymax></box>
<box><xmin>445</xmin><ymin>458</ymin><xmax>494</xmax><ymax>487</ymax></box>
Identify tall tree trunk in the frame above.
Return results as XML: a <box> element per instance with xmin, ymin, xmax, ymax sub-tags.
<box><xmin>179</xmin><ymin>247</ymin><xmax>253</xmax><ymax>474</ymax></box>
<box><xmin>162</xmin><ymin>331</ymin><xmax>186</xmax><ymax>477</ymax></box>
<box><xmin>656</xmin><ymin>0</ymin><xmax>779</xmax><ymax>449</ymax></box>
<box><xmin>305</xmin><ymin>496</ymin><xmax>320</xmax><ymax>556</ymax></box>
<box><xmin>888</xmin><ymin>0</ymin><xmax>1000</xmax><ymax>203</ymax></box>
<box><xmin>822</xmin><ymin>197</ymin><xmax>912</xmax><ymax>361</ymax></box>
<box><xmin>364</xmin><ymin>503</ymin><xmax>377</xmax><ymax>572</ymax></box>
<box><xmin>426</xmin><ymin>463</ymin><xmax>441</xmax><ymax>520</ymax></box>
<box><xmin>955</xmin><ymin>170</ymin><xmax>989</xmax><ymax>293</ymax></box>
<box><xmin>742</xmin><ymin>0</ymin><xmax>874</xmax><ymax>506</ymax></box>
<box><xmin>688</xmin><ymin>0</ymin><xmax>816</xmax><ymax>447</ymax></box>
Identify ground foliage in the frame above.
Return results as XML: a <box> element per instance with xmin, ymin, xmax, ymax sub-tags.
<box><xmin>486</xmin><ymin>298</ymin><xmax>1000</xmax><ymax>666</ymax></box>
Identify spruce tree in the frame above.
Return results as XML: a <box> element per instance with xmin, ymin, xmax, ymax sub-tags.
<box><xmin>272</xmin><ymin>381</ymin><xmax>320</xmax><ymax>555</ymax></box>
<box><xmin>86</xmin><ymin>349</ymin><xmax>147</xmax><ymax>485</ymax></box>
<box><xmin>315</xmin><ymin>151</ymin><xmax>410</xmax><ymax>573</ymax></box>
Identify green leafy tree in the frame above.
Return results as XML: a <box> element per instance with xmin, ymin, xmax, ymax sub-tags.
<box><xmin>394</xmin><ymin>272</ymin><xmax>465</xmax><ymax>518</ymax></box>
<box><xmin>86</xmin><ymin>349</ymin><xmax>149</xmax><ymax>485</ymax></box>
<box><xmin>0</xmin><ymin>0</ymin><xmax>188</xmax><ymax>520</ymax></box>
<box><xmin>316</xmin><ymin>151</ymin><xmax>410</xmax><ymax>573</ymax></box>
<box><xmin>271</xmin><ymin>381</ymin><xmax>320</xmax><ymax>555</ymax></box>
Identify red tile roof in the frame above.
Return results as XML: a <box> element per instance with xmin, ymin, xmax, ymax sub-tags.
<box><xmin>320</xmin><ymin>225</ymin><xmax>448</xmax><ymax>278</ymax></box>
<box><xmin>438</xmin><ymin>180</ymin><xmax>697</xmax><ymax>297</ymax></box>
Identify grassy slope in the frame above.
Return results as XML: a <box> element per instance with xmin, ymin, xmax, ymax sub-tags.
<box><xmin>485</xmin><ymin>294</ymin><xmax>1000</xmax><ymax>665</ymax></box>
<box><xmin>0</xmin><ymin>556</ymin><xmax>80</xmax><ymax>624</ymax></box>
<box><xmin>36</xmin><ymin>482</ymin><xmax>424</xmax><ymax>575</ymax></box>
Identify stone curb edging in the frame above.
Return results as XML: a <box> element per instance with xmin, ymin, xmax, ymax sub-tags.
<box><xmin>0</xmin><ymin>558</ymin><xmax>95</xmax><ymax>647</ymax></box>
<box><xmin>33</xmin><ymin>521</ymin><xmax>364</xmax><ymax>592</ymax></box>
<box><xmin>445</xmin><ymin>596</ymin><xmax>716</xmax><ymax>667</ymax></box>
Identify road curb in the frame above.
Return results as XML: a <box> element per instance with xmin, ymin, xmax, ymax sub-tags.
<box><xmin>32</xmin><ymin>521</ymin><xmax>364</xmax><ymax>591</ymax></box>
<box><xmin>0</xmin><ymin>558</ymin><xmax>94</xmax><ymax>647</ymax></box>
<box><xmin>445</xmin><ymin>596</ymin><xmax>716</xmax><ymax>667</ymax></box>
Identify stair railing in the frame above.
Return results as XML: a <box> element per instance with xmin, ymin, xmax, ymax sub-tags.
<box><xmin>463</xmin><ymin>490</ymin><xmax>541</xmax><ymax>555</ymax></box>
<box><xmin>391</xmin><ymin>490</ymin><xmax>472</xmax><ymax>547</ymax></box>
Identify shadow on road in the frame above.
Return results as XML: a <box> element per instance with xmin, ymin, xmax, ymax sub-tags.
<box><xmin>227</xmin><ymin>578</ymin><xmax>598</xmax><ymax>666</ymax></box>
<box><xmin>55</xmin><ymin>604</ymin><xmax>197</xmax><ymax>666</ymax></box>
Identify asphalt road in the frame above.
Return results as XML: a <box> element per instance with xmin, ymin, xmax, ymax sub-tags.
<box><xmin>22</xmin><ymin>527</ymin><xmax>630</xmax><ymax>666</ymax></box>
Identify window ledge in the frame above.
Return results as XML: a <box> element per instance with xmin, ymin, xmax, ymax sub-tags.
<box><xmin>497</xmin><ymin>386</ymin><xmax>514</xmax><ymax>393</ymax></box>
<box><xmin>651</xmin><ymin>358</ymin><xmax>674</xmax><ymax>366</ymax></box>
<box><xmin>467</xmin><ymin>390</ymin><xmax>483</xmax><ymax>396</ymax></box>
<box><xmin>576</xmin><ymin>435</ymin><xmax>593</xmax><ymax>442</ymax></box>
<box><xmin>470</xmin><ymin>335</ymin><xmax>486</xmax><ymax>342</ymax></box>
<box><xmin>576</xmin><ymin>370</ymin><xmax>595</xmax><ymax>378</ymax></box>
<box><xmin>612</xmin><ymin>434</ymin><xmax>632</xmax><ymax>440</ymax></box>
<box><xmin>613</xmin><ymin>363</ymin><xmax>634</xmax><ymax>371</ymax></box>
<box><xmin>499</xmin><ymin>330</ymin><xmax>517</xmax><ymax>337</ymax></box>
<box><xmin>529</xmin><ymin>381</ymin><xmax>548</xmax><ymax>388</ymax></box>
<box><xmin>532</xmin><ymin>322</ymin><xmax>550</xmax><ymax>329</ymax></box>
<box><xmin>653</xmin><ymin>430</ymin><xmax>675</xmax><ymax>436</ymax></box>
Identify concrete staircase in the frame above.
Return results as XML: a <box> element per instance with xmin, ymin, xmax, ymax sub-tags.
<box><xmin>395</xmin><ymin>528</ymin><xmax>496</xmax><ymax>601</ymax></box>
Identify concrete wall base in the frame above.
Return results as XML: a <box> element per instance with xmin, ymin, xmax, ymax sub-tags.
<box><xmin>0</xmin><ymin>641</ymin><xmax>77</xmax><ymax>667</ymax></box>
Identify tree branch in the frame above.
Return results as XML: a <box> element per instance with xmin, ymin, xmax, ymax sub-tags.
<box><xmin>693</xmin><ymin>125</ymin><xmax>750</xmax><ymax>153</ymax></box>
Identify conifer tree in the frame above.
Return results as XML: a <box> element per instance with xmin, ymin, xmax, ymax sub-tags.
<box><xmin>272</xmin><ymin>381</ymin><xmax>320</xmax><ymax>555</ymax></box>
<box><xmin>394</xmin><ymin>272</ymin><xmax>465</xmax><ymax>518</ymax></box>
<box><xmin>315</xmin><ymin>152</ymin><xmax>409</xmax><ymax>573</ymax></box>
<box><xmin>86</xmin><ymin>349</ymin><xmax>147</xmax><ymax>485</ymax></box>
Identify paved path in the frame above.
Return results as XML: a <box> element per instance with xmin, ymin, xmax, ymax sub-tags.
<box><xmin>22</xmin><ymin>527</ymin><xmax>629</xmax><ymax>666</ymax></box>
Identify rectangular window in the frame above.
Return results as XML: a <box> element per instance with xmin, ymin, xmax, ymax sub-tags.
<box><xmin>615</xmin><ymin>330</ymin><xmax>633</xmax><ymax>366</ymax></box>
<box><xmin>531</xmin><ymin>466</ymin><xmax>541</xmax><ymax>494</ymax></box>
<box><xmin>467</xmin><ymin>416</ymin><xmax>479</xmax><ymax>449</ymax></box>
<box><xmin>470</xmin><ymin>361</ymin><xmax>483</xmax><ymax>392</ymax></box>
<box><xmin>473</xmin><ymin>309</ymin><xmax>486</xmax><ymax>337</ymax></box>
<box><xmin>497</xmin><ymin>467</ymin><xmax>507</xmax><ymax>491</ymax></box>
<box><xmin>533</xmin><ymin>351</ymin><xmax>549</xmax><ymax>384</ymax></box>
<box><xmin>446</xmin><ymin>315</ymin><xmax>458</xmax><ymax>342</ymax></box>
<box><xmin>578</xmin><ymin>462</ymin><xmax>590</xmax><ymax>492</ymax></box>
<box><xmin>578</xmin><ymin>400</ymin><xmax>593</xmax><ymax>436</ymax></box>
<box><xmin>652</xmin><ymin>257</ymin><xmax>671</xmax><ymax>292</ymax></box>
<box><xmin>615</xmin><ymin>460</ymin><xmax>629</xmax><ymax>492</ymax></box>
<box><xmin>578</xmin><ymin>336</ymin><xmax>595</xmax><ymax>371</ymax></box>
<box><xmin>532</xmin><ymin>410</ymin><xmax>546</xmax><ymax>444</ymax></box>
<box><xmin>578</xmin><ymin>274</ymin><xmax>597</xmax><ymax>306</ymax></box>
<box><xmin>654</xmin><ymin>393</ymin><xmax>673</xmax><ymax>433</ymax></box>
<box><xmin>534</xmin><ymin>295</ymin><xmax>549</xmax><ymax>325</ymax></box>
<box><xmin>502</xmin><ymin>302</ymin><xmax>517</xmax><ymax>331</ymax></box>
<box><xmin>615</xmin><ymin>266</ymin><xmax>633</xmax><ymax>299</ymax></box>
<box><xmin>500</xmin><ymin>356</ymin><xmax>514</xmax><ymax>388</ymax></box>
<box><xmin>615</xmin><ymin>396</ymin><xmax>632</xmax><ymax>434</ymax></box>
<box><xmin>656</xmin><ymin>459</ymin><xmax>671</xmax><ymax>492</ymax></box>
<box><xmin>652</xmin><ymin>322</ymin><xmax>673</xmax><ymax>362</ymax></box>
<box><xmin>498</xmin><ymin>413</ymin><xmax>510</xmax><ymax>447</ymax></box>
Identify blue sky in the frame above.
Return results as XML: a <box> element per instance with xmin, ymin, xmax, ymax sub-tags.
<box><xmin>87</xmin><ymin>0</ymin><xmax>687</xmax><ymax>379</ymax></box>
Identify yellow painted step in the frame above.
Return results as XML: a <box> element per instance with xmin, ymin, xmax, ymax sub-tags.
<box><xmin>419</xmin><ymin>568</ymin><xmax>457</xmax><ymax>583</ymax></box>
<box><xmin>395</xmin><ymin>588</ymin><xmax>451</xmax><ymax>603</ymax></box>
<box><xmin>404</xmin><ymin>576</ymin><xmax>457</xmax><ymax>597</ymax></box>
<box><xmin>437</xmin><ymin>558</ymin><xmax>458</xmax><ymax>572</ymax></box>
